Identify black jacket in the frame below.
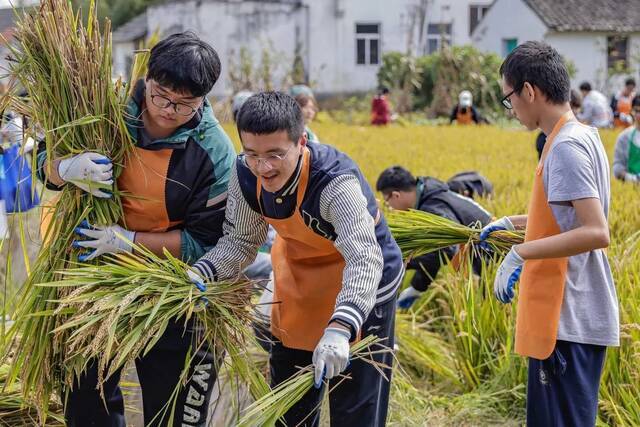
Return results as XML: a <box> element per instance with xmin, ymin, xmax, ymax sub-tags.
<box><xmin>408</xmin><ymin>177</ymin><xmax>492</xmax><ymax>291</ymax></box>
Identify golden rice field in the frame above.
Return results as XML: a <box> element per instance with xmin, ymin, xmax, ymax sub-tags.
<box><xmin>2</xmin><ymin>122</ymin><xmax>639</xmax><ymax>426</ymax></box>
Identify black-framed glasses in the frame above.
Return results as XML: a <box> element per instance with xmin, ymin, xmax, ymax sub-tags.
<box><xmin>150</xmin><ymin>93</ymin><xmax>201</xmax><ymax>116</ymax></box>
<box><xmin>501</xmin><ymin>85</ymin><xmax>522</xmax><ymax>110</ymax></box>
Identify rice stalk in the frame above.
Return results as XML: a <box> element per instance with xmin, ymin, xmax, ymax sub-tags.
<box><xmin>0</xmin><ymin>0</ymin><xmax>135</xmax><ymax>416</ymax></box>
<box><xmin>387</xmin><ymin>209</ymin><xmax>524</xmax><ymax>259</ymax></box>
<box><xmin>35</xmin><ymin>241</ymin><xmax>268</xmax><ymax>403</ymax></box>
<box><xmin>237</xmin><ymin>335</ymin><xmax>389</xmax><ymax>427</ymax></box>
<box><xmin>0</xmin><ymin>363</ymin><xmax>64</xmax><ymax>426</ymax></box>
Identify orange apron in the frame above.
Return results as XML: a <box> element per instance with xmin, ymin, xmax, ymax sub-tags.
<box><xmin>456</xmin><ymin>108</ymin><xmax>473</xmax><ymax>125</ymax></box>
<box><xmin>40</xmin><ymin>146</ymin><xmax>180</xmax><ymax>240</ymax></box>
<box><xmin>614</xmin><ymin>96</ymin><xmax>632</xmax><ymax>128</ymax></box>
<box><xmin>258</xmin><ymin>148</ymin><xmax>346</xmax><ymax>351</ymax></box>
<box><xmin>117</xmin><ymin>147</ymin><xmax>182</xmax><ymax>232</ymax></box>
<box><xmin>515</xmin><ymin>111</ymin><xmax>573</xmax><ymax>359</ymax></box>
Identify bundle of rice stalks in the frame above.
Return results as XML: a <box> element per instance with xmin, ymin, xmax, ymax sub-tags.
<box><xmin>1</xmin><ymin>0</ymin><xmax>135</xmax><ymax>414</ymax></box>
<box><xmin>238</xmin><ymin>335</ymin><xmax>389</xmax><ymax>427</ymax></box>
<box><xmin>0</xmin><ymin>364</ymin><xmax>64</xmax><ymax>426</ymax></box>
<box><xmin>39</xmin><ymin>242</ymin><xmax>269</xmax><ymax>409</ymax></box>
<box><xmin>387</xmin><ymin>209</ymin><xmax>524</xmax><ymax>259</ymax></box>
<box><xmin>395</xmin><ymin>313</ymin><xmax>459</xmax><ymax>385</ymax></box>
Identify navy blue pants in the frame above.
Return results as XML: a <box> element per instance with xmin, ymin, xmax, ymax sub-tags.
<box><xmin>527</xmin><ymin>340</ymin><xmax>606</xmax><ymax>427</ymax></box>
<box><xmin>269</xmin><ymin>297</ymin><xmax>396</xmax><ymax>427</ymax></box>
<box><xmin>63</xmin><ymin>319</ymin><xmax>218</xmax><ymax>427</ymax></box>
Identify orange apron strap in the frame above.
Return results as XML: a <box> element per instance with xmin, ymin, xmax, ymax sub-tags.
<box><xmin>515</xmin><ymin>110</ymin><xmax>574</xmax><ymax>359</ymax></box>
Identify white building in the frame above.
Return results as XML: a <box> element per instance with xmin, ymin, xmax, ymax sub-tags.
<box><xmin>112</xmin><ymin>0</ymin><xmax>494</xmax><ymax>97</ymax></box>
<box><xmin>472</xmin><ymin>0</ymin><xmax>640</xmax><ymax>92</ymax></box>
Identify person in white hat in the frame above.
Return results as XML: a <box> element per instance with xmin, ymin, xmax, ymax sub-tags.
<box><xmin>450</xmin><ymin>90</ymin><xmax>488</xmax><ymax>125</ymax></box>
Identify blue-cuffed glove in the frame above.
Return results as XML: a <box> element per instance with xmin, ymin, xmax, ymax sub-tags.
<box><xmin>58</xmin><ymin>152</ymin><xmax>113</xmax><ymax>198</ymax></box>
<box><xmin>479</xmin><ymin>216</ymin><xmax>515</xmax><ymax>250</ymax></box>
<box><xmin>313</xmin><ymin>327</ymin><xmax>350</xmax><ymax>388</ymax></box>
<box><xmin>397</xmin><ymin>286</ymin><xmax>423</xmax><ymax>309</ymax></box>
<box><xmin>72</xmin><ymin>221</ymin><xmax>135</xmax><ymax>261</ymax></box>
<box><xmin>187</xmin><ymin>268</ymin><xmax>209</xmax><ymax>308</ymax></box>
<box><xmin>494</xmin><ymin>247</ymin><xmax>524</xmax><ymax>304</ymax></box>
<box><xmin>187</xmin><ymin>269</ymin><xmax>207</xmax><ymax>292</ymax></box>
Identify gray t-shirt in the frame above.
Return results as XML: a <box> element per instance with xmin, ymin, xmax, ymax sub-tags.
<box><xmin>543</xmin><ymin>121</ymin><xmax>619</xmax><ymax>347</ymax></box>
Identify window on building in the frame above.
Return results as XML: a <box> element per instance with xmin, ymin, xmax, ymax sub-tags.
<box><xmin>426</xmin><ymin>23</ymin><xmax>452</xmax><ymax>54</ymax></box>
<box><xmin>502</xmin><ymin>38</ymin><xmax>518</xmax><ymax>57</ymax></box>
<box><xmin>608</xmin><ymin>36</ymin><xmax>629</xmax><ymax>71</ymax></box>
<box><xmin>469</xmin><ymin>5</ymin><xmax>490</xmax><ymax>35</ymax></box>
<box><xmin>355</xmin><ymin>23</ymin><xmax>381</xmax><ymax>65</ymax></box>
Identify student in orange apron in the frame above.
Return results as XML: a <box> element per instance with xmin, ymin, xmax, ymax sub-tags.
<box><xmin>481</xmin><ymin>41</ymin><xmax>619</xmax><ymax>427</ymax></box>
<box><xmin>190</xmin><ymin>92</ymin><xmax>404</xmax><ymax>426</ymax></box>
<box><xmin>611</xmin><ymin>78</ymin><xmax>635</xmax><ymax>128</ymax></box>
<box><xmin>36</xmin><ymin>33</ymin><xmax>235</xmax><ymax>427</ymax></box>
<box><xmin>613</xmin><ymin>95</ymin><xmax>640</xmax><ymax>183</ymax></box>
<box><xmin>449</xmin><ymin>90</ymin><xmax>488</xmax><ymax>125</ymax></box>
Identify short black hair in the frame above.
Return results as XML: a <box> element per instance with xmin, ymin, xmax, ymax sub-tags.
<box><xmin>147</xmin><ymin>32</ymin><xmax>221</xmax><ymax>97</ymax></box>
<box><xmin>379</xmin><ymin>86</ymin><xmax>390</xmax><ymax>95</ymax></box>
<box><xmin>236</xmin><ymin>92</ymin><xmax>305</xmax><ymax>143</ymax></box>
<box><xmin>626</xmin><ymin>78</ymin><xmax>636</xmax><ymax>87</ymax></box>
<box><xmin>579</xmin><ymin>81</ymin><xmax>592</xmax><ymax>92</ymax></box>
<box><xmin>376</xmin><ymin>166</ymin><xmax>416</xmax><ymax>193</ymax></box>
<box><xmin>499</xmin><ymin>41</ymin><xmax>570</xmax><ymax>105</ymax></box>
<box><xmin>632</xmin><ymin>95</ymin><xmax>640</xmax><ymax>108</ymax></box>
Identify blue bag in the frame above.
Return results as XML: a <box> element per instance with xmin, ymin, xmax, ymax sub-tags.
<box><xmin>0</xmin><ymin>143</ymin><xmax>40</xmax><ymax>213</ymax></box>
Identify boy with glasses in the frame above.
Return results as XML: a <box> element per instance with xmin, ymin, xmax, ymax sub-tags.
<box><xmin>189</xmin><ymin>92</ymin><xmax>404</xmax><ymax>427</ymax></box>
<box><xmin>37</xmin><ymin>32</ymin><xmax>235</xmax><ymax>426</ymax></box>
<box><xmin>613</xmin><ymin>95</ymin><xmax>640</xmax><ymax>183</ymax></box>
<box><xmin>482</xmin><ymin>41</ymin><xmax>618</xmax><ymax>427</ymax></box>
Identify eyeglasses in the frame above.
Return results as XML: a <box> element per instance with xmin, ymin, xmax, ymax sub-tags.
<box><xmin>501</xmin><ymin>86</ymin><xmax>522</xmax><ymax>110</ymax></box>
<box><xmin>239</xmin><ymin>145</ymin><xmax>296</xmax><ymax>170</ymax></box>
<box><xmin>149</xmin><ymin>89</ymin><xmax>202</xmax><ymax>117</ymax></box>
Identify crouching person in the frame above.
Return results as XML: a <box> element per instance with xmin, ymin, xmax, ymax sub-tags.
<box><xmin>189</xmin><ymin>92</ymin><xmax>404</xmax><ymax>427</ymax></box>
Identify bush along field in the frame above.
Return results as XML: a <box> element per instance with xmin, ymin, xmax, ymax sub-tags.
<box><xmin>226</xmin><ymin>122</ymin><xmax>637</xmax><ymax>426</ymax></box>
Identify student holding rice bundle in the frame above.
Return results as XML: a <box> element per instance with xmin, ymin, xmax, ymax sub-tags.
<box><xmin>481</xmin><ymin>41</ymin><xmax>618</xmax><ymax>427</ymax></box>
<box><xmin>189</xmin><ymin>91</ymin><xmax>404</xmax><ymax>426</ymax></box>
<box><xmin>376</xmin><ymin>165</ymin><xmax>492</xmax><ymax>309</ymax></box>
<box><xmin>37</xmin><ymin>32</ymin><xmax>235</xmax><ymax>427</ymax></box>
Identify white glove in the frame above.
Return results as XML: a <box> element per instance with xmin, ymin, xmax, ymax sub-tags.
<box><xmin>73</xmin><ymin>221</ymin><xmax>135</xmax><ymax>261</ymax></box>
<box><xmin>397</xmin><ymin>286</ymin><xmax>423</xmax><ymax>309</ymax></box>
<box><xmin>58</xmin><ymin>152</ymin><xmax>113</xmax><ymax>198</ymax></box>
<box><xmin>187</xmin><ymin>268</ymin><xmax>207</xmax><ymax>292</ymax></box>
<box><xmin>620</xmin><ymin>112</ymin><xmax>633</xmax><ymax>125</ymax></box>
<box><xmin>313</xmin><ymin>327</ymin><xmax>350</xmax><ymax>388</ymax></box>
<box><xmin>479</xmin><ymin>216</ymin><xmax>515</xmax><ymax>249</ymax></box>
<box><xmin>624</xmin><ymin>172</ymin><xmax>638</xmax><ymax>183</ymax></box>
<box><xmin>494</xmin><ymin>246</ymin><xmax>524</xmax><ymax>304</ymax></box>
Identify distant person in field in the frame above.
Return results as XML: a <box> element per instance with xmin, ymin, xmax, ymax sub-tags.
<box><xmin>376</xmin><ymin>166</ymin><xmax>491</xmax><ymax>309</ymax></box>
<box><xmin>613</xmin><ymin>95</ymin><xmax>640</xmax><ymax>183</ymax></box>
<box><xmin>578</xmin><ymin>81</ymin><xmax>613</xmax><ymax>128</ymax></box>
<box><xmin>291</xmin><ymin>85</ymin><xmax>320</xmax><ymax>143</ymax></box>
<box><xmin>536</xmin><ymin>89</ymin><xmax>582</xmax><ymax>159</ymax></box>
<box><xmin>449</xmin><ymin>90</ymin><xmax>489</xmax><ymax>125</ymax></box>
<box><xmin>611</xmin><ymin>77</ymin><xmax>636</xmax><ymax>128</ymax></box>
<box><xmin>483</xmin><ymin>40</ymin><xmax>618</xmax><ymax>427</ymax></box>
<box><xmin>371</xmin><ymin>86</ymin><xmax>392</xmax><ymax>125</ymax></box>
